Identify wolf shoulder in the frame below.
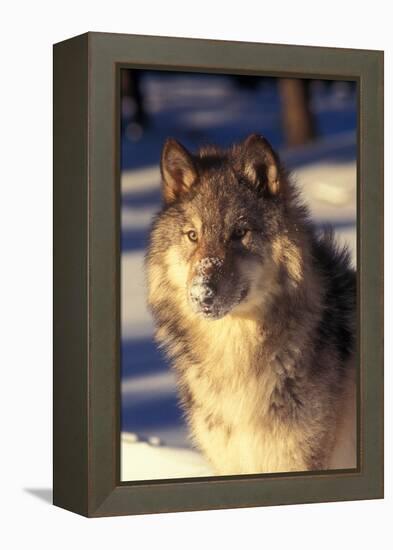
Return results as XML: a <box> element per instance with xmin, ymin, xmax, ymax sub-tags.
<box><xmin>311</xmin><ymin>227</ymin><xmax>356</xmax><ymax>364</ymax></box>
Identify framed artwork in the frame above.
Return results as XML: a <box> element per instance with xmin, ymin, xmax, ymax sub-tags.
<box><xmin>53</xmin><ymin>32</ymin><xmax>383</xmax><ymax>517</ymax></box>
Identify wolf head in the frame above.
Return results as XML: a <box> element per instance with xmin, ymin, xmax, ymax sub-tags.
<box><xmin>147</xmin><ymin>134</ymin><xmax>307</xmax><ymax>321</ymax></box>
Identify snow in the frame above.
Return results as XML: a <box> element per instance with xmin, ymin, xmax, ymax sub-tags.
<box><xmin>292</xmin><ymin>161</ymin><xmax>356</xmax><ymax>266</ymax></box>
<box><xmin>121</xmin><ymin>251</ymin><xmax>153</xmax><ymax>339</ymax></box>
<box><xmin>121</xmin><ymin>433</ymin><xmax>213</xmax><ymax>481</ymax></box>
<box><xmin>122</xmin><ymin>370</ymin><xmax>177</xmax><ymax>406</ymax></box>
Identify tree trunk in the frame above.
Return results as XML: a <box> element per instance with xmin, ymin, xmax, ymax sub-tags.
<box><xmin>279</xmin><ymin>78</ymin><xmax>316</xmax><ymax>147</ymax></box>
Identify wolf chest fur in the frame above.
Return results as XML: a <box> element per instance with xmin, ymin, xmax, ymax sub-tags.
<box><xmin>146</xmin><ymin>134</ymin><xmax>356</xmax><ymax>475</ymax></box>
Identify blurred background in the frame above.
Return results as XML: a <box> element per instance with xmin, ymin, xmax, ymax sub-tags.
<box><xmin>120</xmin><ymin>69</ymin><xmax>357</xmax><ymax>480</ymax></box>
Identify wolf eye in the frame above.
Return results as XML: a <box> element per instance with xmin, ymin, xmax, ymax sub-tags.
<box><xmin>186</xmin><ymin>230</ymin><xmax>198</xmax><ymax>242</ymax></box>
<box><xmin>232</xmin><ymin>227</ymin><xmax>248</xmax><ymax>240</ymax></box>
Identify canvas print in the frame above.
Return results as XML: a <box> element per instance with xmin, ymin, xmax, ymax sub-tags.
<box><xmin>120</xmin><ymin>69</ymin><xmax>357</xmax><ymax>482</ymax></box>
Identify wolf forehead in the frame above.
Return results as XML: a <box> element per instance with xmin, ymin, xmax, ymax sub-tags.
<box><xmin>173</xmin><ymin>148</ymin><xmax>257</xmax><ymax>213</ymax></box>
<box><xmin>159</xmin><ymin>133</ymin><xmax>283</xmax><ymax>208</ymax></box>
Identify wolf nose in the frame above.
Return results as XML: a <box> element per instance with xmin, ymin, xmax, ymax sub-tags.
<box><xmin>200</xmin><ymin>293</ymin><xmax>214</xmax><ymax>307</ymax></box>
<box><xmin>190</xmin><ymin>283</ymin><xmax>216</xmax><ymax>307</ymax></box>
<box><xmin>199</xmin><ymin>284</ymin><xmax>216</xmax><ymax>305</ymax></box>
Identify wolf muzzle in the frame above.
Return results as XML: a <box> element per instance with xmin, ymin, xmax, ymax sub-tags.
<box><xmin>189</xmin><ymin>281</ymin><xmax>216</xmax><ymax>310</ymax></box>
<box><xmin>188</xmin><ymin>256</ymin><xmax>224</xmax><ymax>317</ymax></box>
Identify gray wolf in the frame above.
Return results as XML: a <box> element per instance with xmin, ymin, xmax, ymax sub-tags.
<box><xmin>146</xmin><ymin>134</ymin><xmax>356</xmax><ymax>474</ymax></box>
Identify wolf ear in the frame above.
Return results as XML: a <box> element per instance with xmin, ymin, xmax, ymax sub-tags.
<box><xmin>242</xmin><ymin>134</ymin><xmax>281</xmax><ymax>195</ymax></box>
<box><xmin>160</xmin><ymin>139</ymin><xmax>198</xmax><ymax>204</ymax></box>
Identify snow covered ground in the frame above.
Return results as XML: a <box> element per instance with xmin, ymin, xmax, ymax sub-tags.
<box><xmin>120</xmin><ymin>72</ymin><xmax>357</xmax><ymax>481</ymax></box>
<box><xmin>121</xmin><ymin>433</ymin><xmax>213</xmax><ymax>481</ymax></box>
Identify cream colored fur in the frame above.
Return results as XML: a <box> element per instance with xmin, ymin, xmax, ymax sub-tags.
<box><xmin>149</xmin><ymin>245</ymin><xmax>357</xmax><ymax>474</ymax></box>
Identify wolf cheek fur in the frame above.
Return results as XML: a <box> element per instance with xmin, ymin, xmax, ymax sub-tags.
<box><xmin>146</xmin><ymin>134</ymin><xmax>357</xmax><ymax>475</ymax></box>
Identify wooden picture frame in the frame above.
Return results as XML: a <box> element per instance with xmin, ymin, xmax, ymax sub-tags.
<box><xmin>53</xmin><ymin>32</ymin><xmax>384</xmax><ymax>517</ymax></box>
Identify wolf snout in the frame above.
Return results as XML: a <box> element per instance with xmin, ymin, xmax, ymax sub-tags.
<box><xmin>189</xmin><ymin>282</ymin><xmax>217</xmax><ymax>309</ymax></box>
